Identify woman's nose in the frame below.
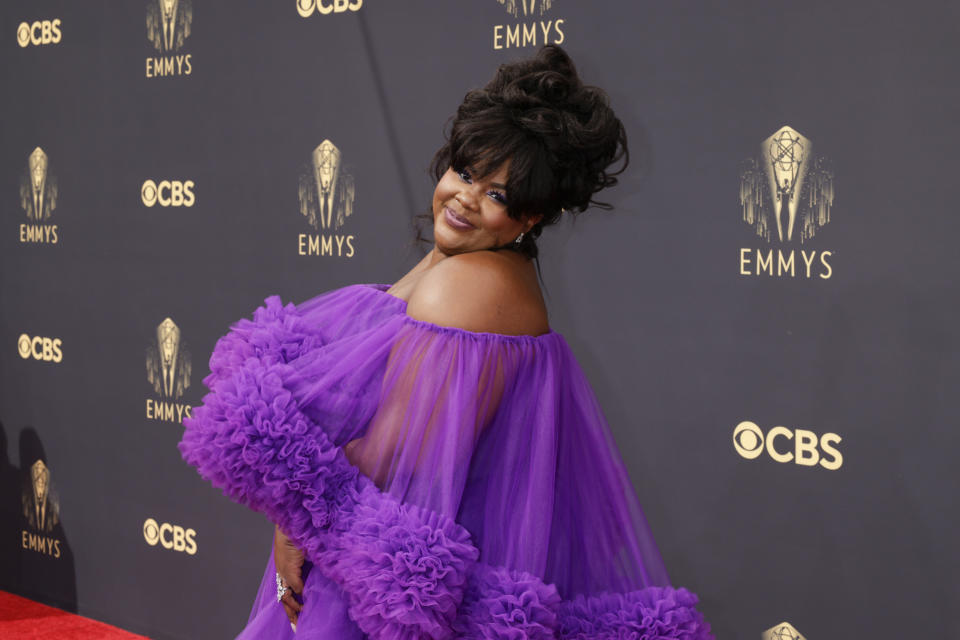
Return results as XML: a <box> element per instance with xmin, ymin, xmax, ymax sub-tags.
<box><xmin>456</xmin><ymin>187</ymin><xmax>480</xmax><ymax>211</ymax></box>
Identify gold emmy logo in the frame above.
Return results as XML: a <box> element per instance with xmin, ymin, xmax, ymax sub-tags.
<box><xmin>738</xmin><ymin>126</ymin><xmax>835</xmax><ymax>278</ymax></box>
<box><xmin>19</xmin><ymin>147</ymin><xmax>60</xmax><ymax>244</ymax></box>
<box><xmin>147</xmin><ymin>0</ymin><xmax>192</xmax><ymax>52</ymax></box>
<box><xmin>146</xmin><ymin>318</ymin><xmax>194</xmax><ymax>423</ymax></box>
<box><xmin>145</xmin><ymin>0</ymin><xmax>193</xmax><ymax>77</ymax></box>
<box><xmin>300</xmin><ymin>140</ymin><xmax>354</xmax><ymax>231</ymax></box>
<box><xmin>733</xmin><ymin>421</ymin><xmax>843</xmax><ymax>471</ymax></box>
<box><xmin>498</xmin><ymin>0</ymin><xmax>553</xmax><ymax>17</ymax></box>
<box><xmin>296</xmin><ymin>0</ymin><xmax>362</xmax><ymax>17</ymax></box>
<box><xmin>493</xmin><ymin>0</ymin><xmax>564</xmax><ymax>49</ymax></box>
<box><xmin>740</xmin><ymin>126</ymin><xmax>834</xmax><ymax>244</ymax></box>
<box><xmin>21</xmin><ymin>148</ymin><xmax>57</xmax><ymax>222</ymax></box>
<box><xmin>23</xmin><ymin>460</ymin><xmax>59</xmax><ymax>532</ymax></box>
<box><xmin>762</xmin><ymin>621</ymin><xmax>808</xmax><ymax>640</ymax></box>
<box><xmin>146</xmin><ymin>318</ymin><xmax>191</xmax><ymax>399</ymax></box>
<box><xmin>297</xmin><ymin>140</ymin><xmax>357</xmax><ymax>257</ymax></box>
<box><xmin>16</xmin><ymin>19</ymin><xmax>62</xmax><ymax>47</ymax></box>
<box><xmin>21</xmin><ymin>459</ymin><xmax>63</xmax><ymax>558</ymax></box>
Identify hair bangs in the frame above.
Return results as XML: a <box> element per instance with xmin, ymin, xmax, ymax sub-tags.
<box><xmin>446</xmin><ymin>123</ymin><xmax>558</xmax><ymax>222</ymax></box>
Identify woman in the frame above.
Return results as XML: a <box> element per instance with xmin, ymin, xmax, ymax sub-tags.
<box><xmin>179</xmin><ymin>45</ymin><xmax>712</xmax><ymax>639</ymax></box>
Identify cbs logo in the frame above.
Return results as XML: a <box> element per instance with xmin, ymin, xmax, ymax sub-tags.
<box><xmin>733</xmin><ymin>421</ymin><xmax>843</xmax><ymax>470</ymax></box>
<box><xmin>17</xmin><ymin>20</ymin><xmax>62</xmax><ymax>47</ymax></box>
<box><xmin>143</xmin><ymin>518</ymin><xmax>197</xmax><ymax>555</ymax></box>
<box><xmin>18</xmin><ymin>334</ymin><xmax>63</xmax><ymax>363</ymax></box>
<box><xmin>141</xmin><ymin>180</ymin><xmax>195</xmax><ymax>207</ymax></box>
<box><xmin>297</xmin><ymin>0</ymin><xmax>362</xmax><ymax>17</ymax></box>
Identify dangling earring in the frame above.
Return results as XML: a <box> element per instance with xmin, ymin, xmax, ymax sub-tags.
<box><xmin>514</xmin><ymin>231</ymin><xmax>524</xmax><ymax>245</ymax></box>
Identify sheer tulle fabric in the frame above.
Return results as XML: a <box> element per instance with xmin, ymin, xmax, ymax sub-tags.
<box><xmin>179</xmin><ymin>284</ymin><xmax>712</xmax><ymax>639</ymax></box>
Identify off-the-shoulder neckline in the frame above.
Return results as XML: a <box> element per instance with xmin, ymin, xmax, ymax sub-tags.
<box><xmin>360</xmin><ymin>283</ymin><xmax>559</xmax><ymax>342</ymax></box>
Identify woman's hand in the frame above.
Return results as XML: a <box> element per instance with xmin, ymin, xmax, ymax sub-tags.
<box><xmin>274</xmin><ymin>524</ymin><xmax>304</xmax><ymax>628</ymax></box>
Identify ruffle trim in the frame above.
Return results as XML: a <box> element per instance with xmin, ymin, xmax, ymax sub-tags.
<box><xmin>179</xmin><ymin>296</ymin><xmax>713</xmax><ymax>640</ymax></box>
<box><xmin>556</xmin><ymin>588</ymin><xmax>711</xmax><ymax>640</ymax></box>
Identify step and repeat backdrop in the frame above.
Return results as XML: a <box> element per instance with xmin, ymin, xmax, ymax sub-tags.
<box><xmin>2</xmin><ymin>1</ymin><xmax>957</xmax><ymax>638</ymax></box>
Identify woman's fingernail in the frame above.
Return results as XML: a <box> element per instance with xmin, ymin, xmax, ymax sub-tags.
<box><xmin>291</xmin><ymin>622</ymin><xmax>297</xmax><ymax>633</ymax></box>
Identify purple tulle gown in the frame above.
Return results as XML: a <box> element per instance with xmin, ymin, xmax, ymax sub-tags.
<box><xmin>178</xmin><ymin>283</ymin><xmax>713</xmax><ymax>639</ymax></box>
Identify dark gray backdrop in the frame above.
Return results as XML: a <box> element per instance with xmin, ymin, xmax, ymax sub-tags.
<box><xmin>2</xmin><ymin>1</ymin><xmax>957</xmax><ymax>638</ymax></box>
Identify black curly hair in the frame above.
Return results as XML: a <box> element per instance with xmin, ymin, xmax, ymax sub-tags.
<box><xmin>423</xmin><ymin>44</ymin><xmax>629</xmax><ymax>261</ymax></box>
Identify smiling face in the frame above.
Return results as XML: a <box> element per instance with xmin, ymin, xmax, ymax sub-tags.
<box><xmin>431</xmin><ymin>160</ymin><xmax>541</xmax><ymax>257</ymax></box>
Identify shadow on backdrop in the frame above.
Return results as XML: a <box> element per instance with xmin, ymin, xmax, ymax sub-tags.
<box><xmin>0</xmin><ymin>422</ymin><xmax>18</xmax><ymax>592</ymax></box>
<box><xmin>0</xmin><ymin>423</ymin><xmax>78</xmax><ymax>612</ymax></box>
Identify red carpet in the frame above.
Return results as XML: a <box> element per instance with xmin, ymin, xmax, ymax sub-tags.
<box><xmin>0</xmin><ymin>591</ymin><xmax>148</xmax><ymax>639</ymax></box>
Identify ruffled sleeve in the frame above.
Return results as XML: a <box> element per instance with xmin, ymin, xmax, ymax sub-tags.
<box><xmin>179</xmin><ymin>289</ymin><xmax>712</xmax><ymax>640</ymax></box>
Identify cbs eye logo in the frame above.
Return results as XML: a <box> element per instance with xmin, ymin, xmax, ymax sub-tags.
<box><xmin>141</xmin><ymin>180</ymin><xmax>196</xmax><ymax>207</ymax></box>
<box><xmin>733</xmin><ymin>420</ymin><xmax>843</xmax><ymax>470</ymax></box>
<box><xmin>18</xmin><ymin>334</ymin><xmax>63</xmax><ymax>363</ymax></box>
<box><xmin>296</xmin><ymin>0</ymin><xmax>362</xmax><ymax>17</ymax></box>
<box><xmin>17</xmin><ymin>19</ymin><xmax>62</xmax><ymax>47</ymax></box>
<box><xmin>143</xmin><ymin>518</ymin><xmax>197</xmax><ymax>555</ymax></box>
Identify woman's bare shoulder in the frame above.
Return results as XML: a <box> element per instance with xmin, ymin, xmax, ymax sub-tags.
<box><xmin>406</xmin><ymin>251</ymin><xmax>549</xmax><ymax>336</ymax></box>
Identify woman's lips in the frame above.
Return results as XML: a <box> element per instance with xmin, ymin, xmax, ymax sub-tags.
<box><xmin>444</xmin><ymin>206</ymin><xmax>475</xmax><ymax>230</ymax></box>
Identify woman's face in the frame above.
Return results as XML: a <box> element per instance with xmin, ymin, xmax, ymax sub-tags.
<box><xmin>431</xmin><ymin>161</ymin><xmax>540</xmax><ymax>256</ymax></box>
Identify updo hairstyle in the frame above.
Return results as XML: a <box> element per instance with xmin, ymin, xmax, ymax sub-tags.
<box><xmin>429</xmin><ymin>44</ymin><xmax>629</xmax><ymax>259</ymax></box>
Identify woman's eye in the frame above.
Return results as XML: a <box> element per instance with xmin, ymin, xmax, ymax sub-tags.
<box><xmin>456</xmin><ymin>168</ymin><xmax>472</xmax><ymax>183</ymax></box>
<box><xmin>488</xmin><ymin>191</ymin><xmax>507</xmax><ymax>205</ymax></box>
